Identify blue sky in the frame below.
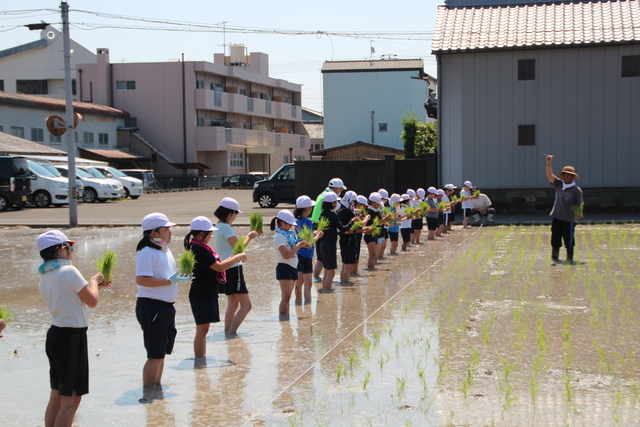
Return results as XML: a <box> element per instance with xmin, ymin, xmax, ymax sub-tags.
<box><xmin>0</xmin><ymin>0</ymin><xmax>441</xmax><ymax>112</ymax></box>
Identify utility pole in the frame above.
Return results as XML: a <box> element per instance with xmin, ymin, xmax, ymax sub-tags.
<box><xmin>61</xmin><ymin>1</ymin><xmax>78</xmax><ymax>227</ymax></box>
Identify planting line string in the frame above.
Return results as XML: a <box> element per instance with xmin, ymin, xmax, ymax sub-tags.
<box><xmin>241</xmin><ymin>227</ymin><xmax>483</xmax><ymax>425</ymax></box>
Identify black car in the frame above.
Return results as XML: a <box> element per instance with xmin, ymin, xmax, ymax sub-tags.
<box><xmin>0</xmin><ymin>156</ymin><xmax>31</xmax><ymax>211</ymax></box>
<box><xmin>222</xmin><ymin>173</ymin><xmax>266</xmax><ymax>189</ymax></box>
<box><xmin>252</xmin><ymin>164</ymin><xmax>295</xmax><ymax>208</ymax></box>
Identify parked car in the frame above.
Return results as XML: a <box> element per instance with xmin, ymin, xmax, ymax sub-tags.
<box><xmin>120</xmin><ymin>169</ymin><xmax>156</xmax><ymax>193</ymax></box>
<box><xmin>38</xmin><ymin>162</ymin><xmax>84</xmax><ymax>200</ymax></box>
<box><xmin>55</xmin><ymin>165</ymin><xmax>122</xmax><ymax>203</ymax></box>
<box><xmin>26</xmin><ymin>160</ymin><xmax>69</xmax><ymax>208</ymax></box>
<box><xmin>90</xmin><ymin>166</ymin><xmax>144</xmax><ymax>199</ymax></box>
<box><xmin>77</xmin><ymin>166</ymin><xmax>126</xmax><ymax>200</ymax></box>
<box><xmin>252</xmin><ymin>163</ymin><xmax>295</xmax><ymax>208</ymax></box>
<box><xmin>0</xmin><ymin>156</ymin><xmax>31</xmax><ymax>211</ymax></box>
<box><xmin>222</xmin><ymin>173</ymin><xmax>266</xmax><ymax>189</ymax></box>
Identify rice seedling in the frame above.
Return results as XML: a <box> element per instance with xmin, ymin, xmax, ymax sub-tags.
<box><xmin>363</xmin><ymin>369</ymin><xmax>371</xmax><ymax>390</ymax></box>
<box><xmin>297</xmin><ymin>225</ymin><xmax>315</xmax><ymax>245</ymax></box>
<box><xmin>571</xmin><ymin>203</ymin><xmax>584</xmax><ymax>217</ymax></box>
<box><xmin>249</xmin><ymin>212</ymin><xmax>263</xmax><ymax>232</ymax></box>
<box><xmin>336</xmin><ymin>364</ymin><xmax>344</xmax><ymax>382</ymax></box>
<box><xmin>317</xmin><ymin>217</ymin><xmax>330</xmax><ymax>233</ymax></box>
<box><xmin>95</xmin><ymin>249</ymin><xmax>117</xmax><ymax>284</ymax></box>
<box><xmin>350</xmin><ymin>221</ymin><xmax>362</xmax><ymax>232</ymax></box>
<box><xmin>348</xmin><ymin>353</ymin><xmax>358</xmax><ymax>369</ymax></box>
<box><xmin>362</xmin><ymin>337</ymin><xmax>371</xmax><ymax>358</ymax></box>
<box><xmin>177</xmin><ymin>248</ymin><xmax>196</xmax><ymax>276</ymax></box>
<box><xmin>0</xmin><ymin>306</ymin><xmax>13</xmax><ymax>322</ymax></box>
<box><xmin>438</xmin><ymin>201</ymin><xmax>446</xmax><ymax>211</ymax></box>
<box><xmin>394</xmin><ymin>373</ymin><xmax>407</xmax><ymax>398</ymax></box>
<box><xmin>381</xmin><ymin>206</ymin><xmax>391</xmax><ymax>217</ymax></box>
<box><xmin>371</xmin><ymin>217</ymin><xmax>382</xmax><ymax>238</ymax></box>
<box><xmin>473</xmin><ymin>190</ymin><xmax>481</xmax><ymax>198</ymax></box>
<box><xmin>419</xmin><ymin>201</ymin><xmax>429</xmax><ymax>215</ymax></box>
<box><xmin>232</xmin><ymin>238</ymin><xmax>246</xmax><ymax>255</ymax></box>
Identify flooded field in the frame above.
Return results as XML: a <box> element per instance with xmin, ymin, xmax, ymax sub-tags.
<box><xmin>0</xmin><ymin>224</ymin><xmax>639</xmax><ymax>426</ymax></box>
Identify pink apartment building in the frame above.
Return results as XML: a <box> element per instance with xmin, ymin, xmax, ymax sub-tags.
<box><xmin>77</xmin><ymin>47</ymin><xmax>309</xmax><ymax>176</ymax></box>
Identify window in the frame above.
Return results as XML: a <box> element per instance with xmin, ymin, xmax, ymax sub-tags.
<box><xmin>49</xmin><ymin>134</ymin><xmax>62</xmax><ymax>144</ymax></box>
<box><xmin>98</xmin><ymin>133</ymin><xmax>109</xmax><ymax>146</ymax></box>
<box><xmin>116</xmin><ymin>80</ymin><xmax>136</xmax><ymax>91</ymax></box>
<box><xmin>30</xmin><ymin>127</ymin><xmax>44</xmax><ymax>142</ymax></box>
<box><xmin>197</xmin><ymin>117</ymin><xmax>205</xmax><ymax>127</ymax></box>
<box><xmin>291</xmin><ymin>105</ymin><xmax>297</xmax><ymax>118</ymax></box>
<box><xmin>83</xmin><ymin>131</ymin><xmax>94</xmax><ymax>146</ymax></box>
<box><xmin>622</xmin><ymin>55</ymin><xmax>640</xmax><ymax>77</ymax></box>
<box><xmin>10</xmin><ymin>126</ymin><xmax>24</xmax><ymax>138</ymax></box>
<box><xmin>0</xmin><ymin>80</ymin><xmax>3</xmax><ymax>91</ymax></box>
<box><xmin>124</xmin><ymin>117</ymin><xmax>137</xmax><ymax>128</ymax></box>
<box><xmin>295</xmin><ymin>155</ymin><xmax>305</xmax><ymax>161</ymax></box>
<box><xmin>284</xmin><ymin>155</ymin><xmax>289</xmax><ymax>163</ymax></box>
<box><xmin>74</xmin><ymin>131</ymin><xmax>79</xmax><ymax>143</ymax></box>
<box><xmin>265</xmin><ymin>101</ymin><xmax>272</xmax><ymax>114</ymax></box>
<box><xmin>225</xmin><ymin>128</ymin><xmax>232</xmax><ymax>144</ymax></box>
<box><xmin>229</xmin><ymin>152</ymin><xmax>244</xmax><ymax>168</ymax></box>
<box><xmin>257</xmin><ymin>131</ymin><xmax>264</xmax><ymax>146</ymax></box>
<box><xmin>518</xmin><ymin>125</ymin><xmax>536</xmax><ymax>146</ymax></box>
<box><xmin>379</xmin><ymin>123</ymin><xmax>388</xmax><ymax>132</ymax></box>
<box><xmin>247</xmin><ymin>98</ymin><xmax>254</xmax><ymax>112</ymax></box>
<box><xmin>17</xmin><ymin>79</ymin><xmax>48</xmax><ymax>94</ymax></box>
<box><xmin>214</xmin><ymin>92</ymin><xmax>222</xmax><ymax>107</ymax></box>
<box><xmin>518</xmin><ymin>59</ymin><xmax>535</xmax><ymax>81</ymax></box>
<box><xmin>239</xmin><ymin>88</ymin><xmax>247</xmax><ymax>96</ymax></box>
<box><xmin>275</xmin><ymin>134</ymin><xmax>281</xmax><ymax>146</ymax></box>
<box><xmin>0</xmin><ymin>124</ymin><xmax>3</xmax><ymax>132</ymax></box>
<box><xmin>300</xmin><ymin>136</ymin><xmax>305</xmax><ymax>148</ymax></box>
<box><xmin>196</xmin><ymin>80</ymin><xmax>204</xmax><ymax>89</ymax></box>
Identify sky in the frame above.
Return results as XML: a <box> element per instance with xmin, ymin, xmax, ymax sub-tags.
<box><xmin>0</xmin><ymin>0</ymin><xmax>442</xmax><ymax>112</ymax></box>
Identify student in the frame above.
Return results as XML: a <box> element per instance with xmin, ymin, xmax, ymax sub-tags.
<box><xmin>184</xmin><ymin>216</ymin><xmax>247</xmax><ymax>358</ymax></box>
<box><xmin>294</xmin><ymin>195</ymin><xmax>321</xmax><ymax>302</ymax></box>
<box><xmin>37</xmin><ymin>230</ymin><xmax>110</xmax><ymax>427</ymax></box>
<box><xmin>135</xmin><ymin>213</ymin><xmax>189</xmax><ymax>401</ymax></box>
<box><xmin>353</xmin><ymin>195</ymin><xmax>371</xmax><ymax>276</ymax></box>
<box><xmin>444</xmin><ymin>184</ymin><xmax>457</xmax><ymax>231</ymax></box>
<box><xmin>271</xmin><ymin>210</ymin><xmax>310</xmax><ymax>314</ymax></box>
<box><xmin>425</xmin><ymin>187</ymin><xmax>440</xmax><ymax>240</ymax></box>
<box><xmin>387</xmin><ymin>193</ymin><xmax>402</xmax><ymax>254</ymax></box>
<box><xmin>213</xmin><ymin>197</ymin><xmax>261</xmax><ymax>335</ymax></box>
<box><xmin>399</xmin><ymin>194</ymin><xmax>414</xmax><ymax>251</ymax></box>
<box><xmin>460</xmin><ymin>181</ymin><xmax>477</xmax><ymax>229</ymax></box>
<box><xmin>337</xmin><ymin>191</ymin><xmax>359</xmax><ymax>284</ymax></box>
<box><xmin>377</xmin><ymin>188</ymin><xmax>390</xmax><ymax>258</ymax></box>
<box><xmin>409</xmin><ymin>189</ymin><xmax>423</xmax><ymax>244</ymax></box>
<box><xmin>364</xmin><ymin>192</ymin><xmax>386</xmax><ymax>269</ymax></box>
<box><xmin>436</xmin><ymin>189</ymin><xmax>446</xmax><ymax>237</ymax></box>
<box><xmin>317</xmin><ymin>192</ymin><xmax>354</xmax><ymax>290</ymax></box>
<box><xmin>312</xmin><ymin>178</ymin><xmax>347</xmax><ymax>281</ymax></box>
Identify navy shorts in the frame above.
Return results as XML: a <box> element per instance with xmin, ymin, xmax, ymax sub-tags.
<box><xmin>223</xmin><ymin>265</ymin><xmax>248</xmax><ymax>295</ymax></box>
<box><xmin>444</xmin><ymin>213</ymin><xmax>451</xmax><ymax>226</ymax></box>
<box><xmin>340</xmin><ymin>245</ymin><xmax>357</xmax><ymax>264</ymax></box>
<box><xmin>463</xmin><ymin>208</ymin><xmax>474</xmax><ymax>218</ymax></box>
<box><xmin>449</xmin><ymin>211</ymin><xmax>456</xmax><ymax>223</ymax></box>
<box><xmin>389</xmin><ymin>231</ymin><xmax>399</xmax><ymax>242</ymax></box>
<box><xmin>438</xmin><ymin>213</ymin><xmax>444</xmax><ymax>226</ymax></box>
<box><xmin>426</xmin><ymin>217</ymin><xmax>439</xmax><ymax>231</ymax></box>
<box><xmin>363</xmin><ymin>234</ymin><xmax>378</xmax><ymax>245</ymax></box>
<box><xmin>401</xmin><ymin>228</ymin><xmax>413</xmax><ymax>242</ymax></box>
<box><xmin>189</xmin><ymin>296</ymin><xmax>220</xmax><ymax>325</ymax></box>
<box><xmin>276</xmin><ymin>263</ymin><xmax>299</xmax><ymax>280</ymax></box>
<box><xmin>318</xmin><ymin>240</ymin><xmax>338</xmax><ymax>270</ymax></box>
<box><xmin>411</xmin><ymin>218</ymin><xmax>423</xmax><ymax>230</ymax></box>
<box><xmin>297</xmin><ymin>255</ymin><xmax>313</xmax><ymax>274</ymax></box>
<box><xmin>136</xmin><ymin>297</ymin><xmax>177</xmax><ymax>359</ymax></box>
<box><xmin>46</xmin><ymin>326</ymin><xmax>89</xmax><ymax>396</ymax></box>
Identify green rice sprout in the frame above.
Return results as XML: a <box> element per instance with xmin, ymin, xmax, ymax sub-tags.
<box><xmin>358</xmin><ymin>207</ymin><xmax>368</xmax><ymax>217</ymax></box>
<box><xmin>178</xmin><ymin>248</ymin><xmax>196</xmax><ymax>276</ymax></box>
<box><xmin>317</xmin><ymin>217</ymin><xmax>330</xmax><ymax>233</ymax></box>
<box><xmin>371</xmin><ymin>217</ymin><xmax>381</xmax><ymax>237</ymax></box>
<box><xmin>419</xmin><ymin>200</ymin><xmax>429</xmax><ymax>215</ymax></box>
<box><xmin>452</xmin><ymin>195</ymin><xmax>459</xmax><ymax>202</ymax></box>
<box><xmin>297</xmin><ymin>225</ymin><xmax>315</xmax><ymax>245</ymax></box>
<box><xmin>404</xmin><ymin>206</ymin><xmax>416</xmax><ymax>218</ymax></box>
<box><xmin>473</xmin><ymin>190</ymin><xmax>481</xmax><ymax>197</ymax></box>
<box><xmin>95</xmin><ymin>249</ymin><xmax>117</xmax><ymax>284</ymax></box>
<box><xmin>350</xmin><ymin>221</ymin><xmax>362</xmax><ymax>231</ymax></box>
<box><xmin>249</xmin><ymin>212</ymin><xmax>263</xmax><ymax>232</ymax></box>
<box><xmin>571</xmin><ymin>203</ymin><xmax>584</xmax><ymax>217</ymax></box>
<box><xmin>381</xmin><ymin>206</ymin><xmax>391</xmax><ymax>217</ymax></box>
<box><xmin>459</xmin><ymin>194</ymin><xmax>466</xmax><ymax>201</ymax></box>
<box><xmin>233</xmin><ymin>238</ymin><xmax>246</xmax><ymax>255</ymax></box>
<box><xmin>438</xmin><ymin>201</ymin><xmax>446</xmax><ymax>211</ymax></box>
<box><xmin>0</xmin><ymin>306</ymin><xmax>13</xmax><ymax>322</ymax></box>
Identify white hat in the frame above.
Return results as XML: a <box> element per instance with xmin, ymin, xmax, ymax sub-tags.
<box><xmin>220</xmin><ymin>197</ymin><xmax>242</xmax><ymax>213</ymax></box>
<box><xmin>340</xmin><ymin>190</ymin><xmax>357</xmax><ymax>208</ymax></box>
<box><xmin>142</xmin><ymin>212</ymin><xmax>176</xmax><ymax>231</ymax></box>
<box><xmin>356</xmin><ymin>195</ymin><xmax>368</xmax><ymax>206</ymax></box>
<box><xmin>416</xmin><ymin>188</ymin><xmax>426</xmax><ymax>199</ymax></box>
<box><xmin>190</xmin><ymin>216</ymin><xmax>217</xmax><ymax>231</ymax></box>
<box><xmin>378</xmin><ymin>189</ymin><xmax>389</xmax><ymax>200</ymax></box>
<box><xmin>296</xmin><ymin>195</ymin><xmax>315</xmax><ymax>209</ymax></box>
<box><xmin>444</xmin><ymin>183</ymin><xmax>457</xmax><ymax>190</ymax></box>
<box><xmin>37</xmin><ymin>230</ymin><xmax>74</xmax><ymax>252</ymax></box>
<box><xmin>369</xmin><ymin>192</ymin><xmax>382</xmax><ymax>205</ymax></box>
<box><xmin>389</xmin><ymin>193</ymin><xmax>401</xmax><ymax>205</ymax></box>
<box><xmin>276</xmin><ymin>209</ymin><xmax>297</xmax><ymax>226</ymax></box>
<box><xmin>324</xmin><ymin>192</ymin><xmax>340</xmax><ymax>203</ymax></box>
<box><xmin>427</xmin><ymin>187</ymin><xmax>438</xmax><ymax>195</ymax></box>
<box><xmin>400</xmin><ymin>193</ymin><xmax>411</xmax><ymax>201</ymax></box>
<box><xmin>328</xmin><ymin>178</ymin><xmax>347</xmax><ymax>190</ymax></box>
<box><xmin>464</xmin><ymin>180</ymin><xmax>473</xmax><ymax>188</ymax></box>
<box><xmin>407</xmin><ymin>189</ymin><xmax>416</xmax><ymax>198</ymax></box>
<box><xmin>437</xmin><ymin>189</ymin><xmax>446</xmax><ymax>196</ymax></box>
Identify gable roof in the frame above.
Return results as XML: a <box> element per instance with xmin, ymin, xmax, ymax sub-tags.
<box><xmin>0</xmin><ymin>132</ymin><xmax>67</xmax><ymax>155</ymax></box>
<box><xmin>432</xmin><ymin>0</ymin><xmax>640</xmax><ymax>54</ymax></box>
<box><xmin>0</xmin><ymin>91</ymin><xmax>129</xmax><ymax>118</ymax></box>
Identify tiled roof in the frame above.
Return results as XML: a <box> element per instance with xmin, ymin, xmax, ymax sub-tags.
<box><xmin>0</xmin><ymin>91</ymin><xmax>129</xmax><ymax>118</ymax></box>
<box><xmin>0</xmin><ymin>132</ymin><xmax>67</xmax><ymax>155</ymax></box>
<box><xmin>322</xmin><ymin>59</ymin><xmax>425</xmax><ymax>72</ymax></box>
<box><xmin>432</xmin><ymin>0</ymin><xmax>640</xmax><ymax>53</ymax></box>
<box><xmin>303</xmin><ymin>122</ymin><xmax>324</xmax><ymax>139</ymax></box>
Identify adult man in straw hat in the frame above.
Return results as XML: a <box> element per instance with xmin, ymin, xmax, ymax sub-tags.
<box><xmin>545</xmin><ymin>155</ymin><xmax>584</xmax><ymax>264</ymax></box>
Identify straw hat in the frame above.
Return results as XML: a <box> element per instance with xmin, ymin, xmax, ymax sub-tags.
<box><xmin>559</xmin><ymin>166</ymin><xmax>579</xmax><ymax>178</ymax></box>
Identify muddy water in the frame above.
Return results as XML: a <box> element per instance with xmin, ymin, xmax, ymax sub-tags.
<box><xmin>2</xmin><ymin>225</ymin><xmax>639</xmax><ymax>426</ymax></box>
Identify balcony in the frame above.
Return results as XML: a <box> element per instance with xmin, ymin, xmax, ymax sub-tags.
<box><xmin>195</xmin><ymin>126</ymin><xmax>304</xmax><ymax>153</ymax></box>
<box><xmin>194</xmin><ymin>88</ymin><xmax>301</xmax><ymax>121</ymax></box>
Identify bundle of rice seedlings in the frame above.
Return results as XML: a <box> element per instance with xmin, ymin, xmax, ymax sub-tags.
<box><xmin>317</xmin><ymin>217</ymin><xmax>331</xmax><ymax>233</ymax></box>
<box><xmin>473</xmin><ymin>190</ymin><xmax>481</xmax><ymax>198</ymax></box>
<box><xmin>371</xmin><ymin>217</ymin><xmax>381</xmax><ymax>237</ymax></box>
<box><xmin>459</xmin><ymin>194</ymin><xmax>466</xmax><ymax>201</ymax></box>
<box><xmin>233</xmin><ymin>238</ymin><xmax>246</xmax><ymax>255</ymax></box>
<box><xmin>358</xmin><ymin>207</ymin><xmax>368</xmax><ymax>217</ymax></box>
<box><xmin>249</xmin><ymin>212</ymin><xmax>263</xmax><ymax>232</ymax></box>
<box><xmin>95</xmin><ymin>249</ymin><xmax>117</xmax><ymax>284</ymax></box>
<box><xmin>381</xmin><ymin>206</ymin><xmax>391</xmax><ymax>217</ymax></box>
<box><xmin>452</xmin><ymin>195</ymin><xmax>459</xmax><ymax>202</ymax></box>
<box><xmin>419</xmin><ymin>201</ymin><xmax>429</xmax><ymax>215</ymax></box>
<box><xmin>571</xmin><ymin>203</ymin><xmax>584</xmax><ymax>217</ymax></box>
<box><xmin>350</xmin><ymin>221</ymin><xmax>362</xmax><ymax>231</ymax></box>
<box><xmin>178</xmin><ymin>249</ymin><xmax>196</xmax><ymax>276</ymax></box>
<box><xmin>0</xmin><ymin>306</ymin><xmax>13</xmax><ymax>322</ymax></box>
<box><xmin>298</xmin><ymin>225</ymin><xmax>315</xmax><ymax>245</ymax></box>
<box><xmin>438</xmin><ymin>201</ymin><xmax>446</xmax><ymax>211</ymax></box>
<box><xmin>404</xmin><ymin>206</ymin><xmax>416</xmax><ymax>218</ymax></box>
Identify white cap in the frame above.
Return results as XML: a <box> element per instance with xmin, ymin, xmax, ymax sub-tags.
<box><xmin>340</xmin><ymin>190</ymin><xmax>357</xmax><ymax>208</ymax></box>
<box><xmin>369</xmin><ymin>192</ymin><xmax>382</xmax><ymax>205</ymax></box>
<box><xmin>277</xmin><ymin>209</ymin><xmax>297</xmax><ymax>225</ymax></box>
<box><xmin>378</xmin><ymin>189</ymin><xmax>389</xmax><ymax>200</ymax></box>
<box><xmin>428</xmin><ymin>187</ymin><xmax>438</xmax><ymax>195</ymax></box>
<box><xmin>190</xmin><ymin>216</ymin><xmax>217</xmax><ymax>231</ymax></box>
<box><xmin>220</xmin><ymin>197</ymin><xmax>242</xmax><ymax>213</ymax></box>
<box><xmin>324</xmin><ymin>192</ymin><xmax>340</xmax><ymax>203</ymax></box>
<box><xmin>142</xmin><ymin>212</ymin><xmax>176</xmax><ymax>231</ymax></box>
<box><xmin>407</xmin><ymin>189</ymin><xmax>416</xmax><ymax>198</ymax></box>
<box><xmin>356</xmin><ymin>195</ymin><xmax>368</xmax><ymax>206</ymax></box>
<box><xmin>400</xmin><ymin>193</ymin><xmax>411</xmax><ymax>201</ymax></box>
<box><xmin>437</xmin><ymin>189</ymin><xmax>446</xmax><ymax>196</ymax></box>
<box><xmin>328</xmin><ymin>178</ymin><xmax>347</xmax><ymax>190</ymax></box>
<box><xmin>444</xmin><ymin>183</ymin><xmax>457</xmax><ymax>190</ymax></box>
<box><xmin>37</xmin><ymin>230</ymin><xmax>74</xmax><ymax>252</ymax></box>
<box><xmin>464</xmin><ymin>180</ymin><xmax>473</xmax><ymax>188</ymax></box>
<box><xmin>389</xmin><ymin>193</ymin><xmax>401</xmax><ymax>205</ymax></box>
<box><xmin>296</xmin><ymin>195</ymin><xmax>315</xmax><ymax>209</ymax></box>
<box><xmin>416</xmin><ymin>188</ymin><xmax>426</xmax><ymax>199</ymax></box>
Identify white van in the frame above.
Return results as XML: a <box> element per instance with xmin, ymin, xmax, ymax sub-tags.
<box><xmin>55</xmin><ymin>165</ymin><xmax>123</xmax><ymax>203</ymax></box>
<box><xmin>26</xmin><ymin>160</ymin><xmax>69</xmax><ymax>208</ymax></box>
<box><xmin>89</xmin><ymin>166</ymin><xmax>143</xmax><ymax>199</ymax></box>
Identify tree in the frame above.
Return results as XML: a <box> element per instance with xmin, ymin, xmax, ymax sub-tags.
<box><xmin>401</xmin><ymin>112</ymin><xmax>419</xmax><ymax>159</ymax></box>
<box><xmin>401</xmin><ymin>111</ymin><xmax>437</xmax><ymax>159</ymax></box>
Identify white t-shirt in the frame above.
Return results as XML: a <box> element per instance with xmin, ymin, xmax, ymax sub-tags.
<box><xmin>135</xmin><ymin>246</ymin><xmax>178</xmax><ymax>303</ymax></box>
<box><xmin>400</xmin><ymin>205</ymin><xmax>412</xmax><ymax>229</ymax></box>
<box><xmin>273</xmin><ymin>232</ymin><xmax>298</xmax><ymax>268</ymax></box>
<box><xmin>213</xmin><ymin>222</ymin><xmax>240</xmax><ymax>267</ymax></box>
<box><xmin>472</xmin><ymin>194</ymin><xmax>492</xmax><ymax>210</ymax></box>
<box><xmin>461</xmin><ymin>189</ymin><xmax>473</xmax><ymax>209</ymax></box>
<box><xmin>39</xmin><ymin>265</ymin><xmax>89</xmax><ymax>328</ymax></box>
<box><xmin>443</xmin><ymin>195</ymin><xmax>452</xmax><ymax>214</ymax></box>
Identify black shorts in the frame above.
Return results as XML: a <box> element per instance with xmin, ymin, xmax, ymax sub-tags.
<box><xmin>463</xmin><ymin>208</ymin><xmax>474</xmax><ymax>218</ymax></box>
<box><xmin>355</xmin><ymin>234</ymin><xmax>363</xmax><ymax>260</ymax></box>
<box><xmin>276</xmin><ymin>263</ymin><xmax>299</xmax><ymax>280</ymax></box>
<box><xmin>438</xmin><ymin>213</ymin><xmax>444</xmax><ymax>226</ymax></box>
<box><xmin>223</xmin><ymin>265</ymin><xmax>249</xmax><ymax>295</ymax></box>
<box><xmin>318</xmin><ymin>239</ymin><xmax>338</xmax><ymax>270</ymax></box>
<box><xmin>381</xmin><ymin>228</ymin><xmax>389</xmax><ymax>239</ymax></box>
<box><xmin>297</xmin><ymin>255</ymin><xmax>313</xmax><ymax>274</ymax></box>
<box><xmin>136</xmin><ymin>297</ymin><xmax>177</xmax><ymax>359</ymax></box>
<box><xmin>401</xmin><ymin>228</ymin><xmax>413</xmax><ymax>242</ymax></box>
<box><xmin>449</xmin><ymin>211</ymin><xmax>456</xmax><ymax>223</ymax></box>
<box><xmin>426</xmin><ymin>217</ymin><xmax>439</xmax><ymax>231</ymax></box>
<box><xmin>46</xmin><ymin>326</ymin><xmax>89</xmax><ymax>396</ymax></box>
<box><xmin>388</xmin><ymin>231</ymin><xmax>399</xmax><ymax>242</ymax></box>
<box><xmin>412</xmin><ymin>218</ymin><xmax>423</xmax><ymax>230</ymax></box>
<box><xmin>340</xmin><ymin>245</ymin><xmax>357</xmax><ymax>264</ymax></box>
<box><xmin>363</xmin><ymin>234</ymin><xmax>378</xmax><ymax>245</ymax></box>
<box><xmin>189</xmin><ymin>296</ymin><xmax>220</xmax><ymax>325</ymax></box>
<box><xmin>444</xmin><ymin>213</ymin><xmax>451</xmax><ymax>226</ymax></box>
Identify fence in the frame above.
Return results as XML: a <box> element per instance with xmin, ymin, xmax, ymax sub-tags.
<box><xmin>154</xmin><ymin>174</ymin><xmax>223</xmax><ymax>191</ymax></box>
